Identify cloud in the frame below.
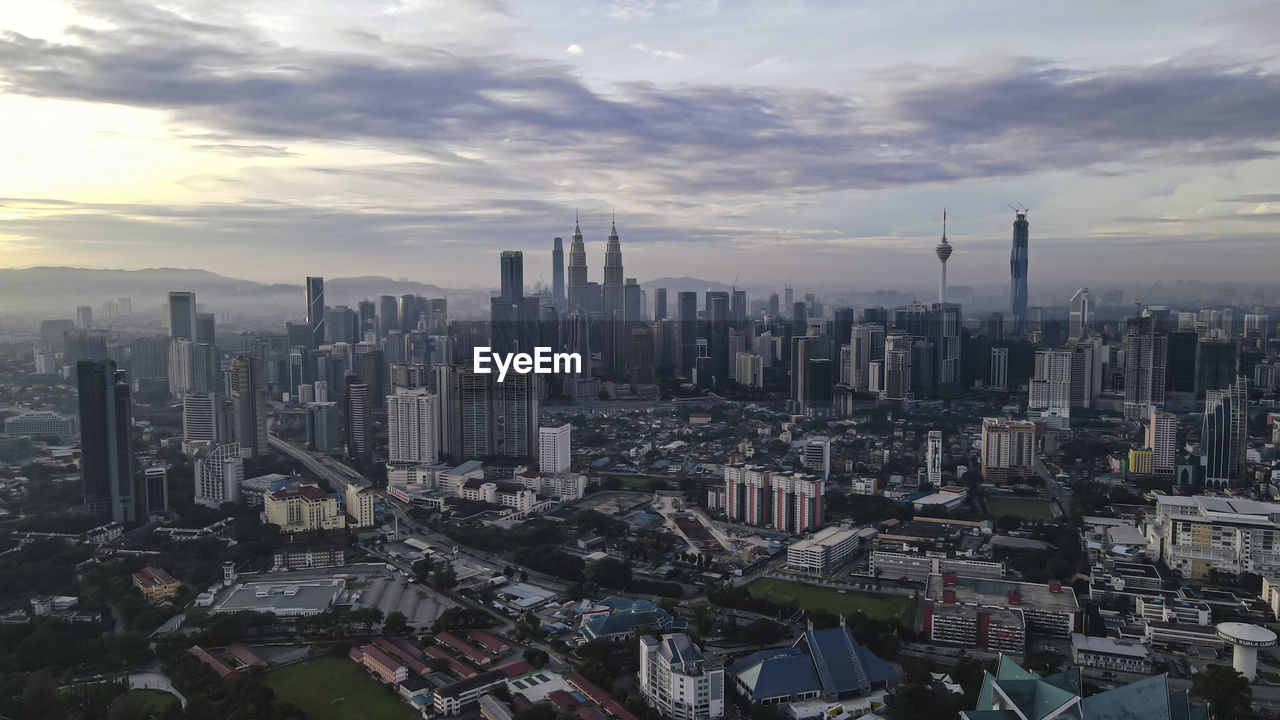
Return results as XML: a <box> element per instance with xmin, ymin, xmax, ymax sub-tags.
<box><xmin>565</xmin><ymin>43</ymin><xmax>583</xmax><ymax>55</ymax></box>
<box><xmin>189</xmin><ymin>142</ymin><xmax>300</xmax><ymax>157</ymax></box>
<box><xmin>631</xmin><ymin>43</ymin><xmax>685</xmax><ymax>60</ymax></box>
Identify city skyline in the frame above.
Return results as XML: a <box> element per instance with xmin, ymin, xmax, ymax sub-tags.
<box><xmin>0</xmin><ymin>1</ymin><xmax>1278</xmax><ymax>288</ymax></box>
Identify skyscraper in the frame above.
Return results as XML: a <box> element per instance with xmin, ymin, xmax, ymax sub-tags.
<box><xmin>76</xmin><ymin>305</ymin><xmax>94</xmax><ymax>330</ymax></box>
<box><xmin>603</xmin><ymin>218</ymin><xmax>625</xmax><ymax>374</ymax></box>
<box><xmin>567</xmin><ymin>215</ymin><xmax>588</xmax><ymax>312</ymax></box>
<box><xmin>1203</xmin><ymin>379</ymin><xmax>1247</xmax><ymax>487</ymax></box>
<box><xmin>654</xmin><ymin>288</ymin><xmax>668</xmax><ymax>322</ymax></box>
<box><xmin>77</xmin><ymin>360</ymin><xmax>135</xmax><ymax>523</ymax></box>
<box><xmin>1069</xmin><ymin>288</ymin><xmax>1091</xmax><ymax>341</ymax></box>
<box><xmin>344</xmin><ymin>374</ymin><xmax>372</xmax><ymax>467</ymax></box>
<box><xmin>935</xmin><ymin>210</ymin><xmax>953</xmax><ymax>303</ymax></box>
<box><xmin>306</xmin><ymin>276</ymin><xmax>326</xmax><ymax>349</ymax></box>
<box><xmin>195</xmin><ymin>312</ymin><xmax>216</xmax><ymax>346</ymax></box>
<box><xmin>230</xmin><ymin>355</ymin><xmax>268</xmax><ymax>458</ymax></box>
<box><xmin>677</xmin><ymin>291</ymin><xmax>698</xmax><ymax>378</ymax></box>
<box><xmin>377</xmin><ymin>295</ymin><xmax>399</xmax><ymax>339</ymax></box>
<box><xmin>552</xmin><ymin>237</ymin><xmax>565</xmax><ymax>310</ymax></box>
<box><xmin>182</xmin><ymin>392</ymin><xmax>224</xmax><ymax>450</ymax></box>
<box><xmin>500</xmin><ymin>250</ymin><xmax>524</xmax><ymax>301</ymax></box>
<box><xmin>1147</xmin><ymin>409</ymin><xmax>1176</xmax><ymax>477</ymax></box>
<box><xmin>1124</xmin><ymin>310</ymin><xmax>1168</xmax><ymax>419</ymax></box>
<box><xmin>168</xmin><ymin>291</ymin><xmax>196</xmax><ymax>340</ymax></box>
<box><xmin>144</xmin><ymin>465</ymin><xmax>169</xmax><ymax>518</ymax></box>
<box><xmin>1009</xmin><ymin>211</ymin><xmax>1029</xmax><ymax>334</ymax></box>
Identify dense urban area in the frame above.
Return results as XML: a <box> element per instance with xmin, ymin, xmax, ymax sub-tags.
<box><xmin>0</xmin><ymin>217</ymin><xmax>1278</xmax><ymax>720</ymax></box>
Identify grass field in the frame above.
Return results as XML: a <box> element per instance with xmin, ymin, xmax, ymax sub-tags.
<box><xmin>263</xmin><ymin>656</ymin><xmax>420</xmax><ymax>720</ymax></box>
<box><xmin>986</xmin><ymin>496</ymin><xmax>1056</xmax><ymax>521</ymax></box>
<box><xmin>746</xmin><ymin>578</ymin><xmax>916</xmax><ymax>626</ymax></box>
<box><xmin>122</xmin><ymin>690</ymin><xmax>179</xmax><ymax>713</ymax></box>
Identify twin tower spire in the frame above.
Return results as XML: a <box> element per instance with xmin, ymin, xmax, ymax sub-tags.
<box><xmin>566</xmin><ymin>210</ymin><xmax>622</xmax><ymax>314</ymax></box>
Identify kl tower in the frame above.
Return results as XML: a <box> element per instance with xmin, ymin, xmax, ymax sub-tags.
<box><xmin>935</xmin><ymin>209</ymin><xmax>953</xmax><ymax>303</ymax></box>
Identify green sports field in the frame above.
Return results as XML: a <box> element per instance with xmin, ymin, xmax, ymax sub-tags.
<box><xmin>746</xmin><ymin>577</ymin><xmax>916</xmax><ymax>626</ymax></box>
<box><xmin>263</xmin><ymin>656</ymin><xmax>420</xmax><ymax>720</ymax></box>
<box><xmin>986</xmin><ymin>496</ymin><xmax>1056</xmax><ymax>521</ymax></box>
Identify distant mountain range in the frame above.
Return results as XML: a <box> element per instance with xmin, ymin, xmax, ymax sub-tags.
<box><xmin>0</xmin><ymin>267</ymin><xmax>737</xmax><ymax>320</ymax></box>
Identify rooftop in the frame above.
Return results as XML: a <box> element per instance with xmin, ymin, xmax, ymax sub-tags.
<box><xmin>925</xmin><ymin>574</ymin><xmax>1079</xmax><ymax>613</ymax></box>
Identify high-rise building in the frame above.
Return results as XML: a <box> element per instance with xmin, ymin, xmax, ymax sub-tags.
<box><xmin>882</xmin><ymin>334</ymin><xmax>913</xmax><ymax>401</ymax></box>
<box><xmin>567</xmin><ymin>215</ymin><xmax>588</xmax><ymax>313</ymax></box>
<box><xmin>195</xmin><ymin>312</ymin><xmax>216</xmax><ymax>346</ymax></box>
<box><xmin>980</xmin><ymin>418</ymin><xmax>1036</xmax><ymax>483</ymax></box>
<box><xmin>305</xmin><ymin>401</ymin><xmax>340</xmax><ymax>455</ymax></box>
<box><xmin>1194</xmin><ymin>340</ymin><xmax>1237</xmax><ymax>398</ymax></box>
<box><xmin>230</xmin><ymin>356</ymin><xmax>268</xmax><ymax>458</ymax></box>
<box><xmin>500</xmin><ymin>250</ymin><xmax>524</xmax><ymax>301</ymax></box>
<box><xmin>194</xmin><ymin>442</ymin><xmax>243</xmax><ymax>508</ymax></box>
<box><xmin>926</xmin><ymin>430</ymin><xmax>943</xmax><ymax>486</ymax></box>
<box><xmin>144</xmin><ymin>465</ymin><xmax>168</xmax><ymax>518</ymax></box>
<box><xmin>638</xmin><ymin>634</ymin><xmax>724</xmax><ymax>720</ymax></box>
<box><xmin>1009</xmin><ymin>211</ymin><xmax>1029</xmax><ymax>334</ymax></box>
<box><xmin>789</xmin><ymin>336</ymin><xmax>817</xmax><ymax>412</ymax></box>
<box><xmin>931</xmin><ymin>303</ymin><xmax>962</xmax><ymax>396</ymax></box>
<box><xmin>398</xmin><ymin>293</ymin><xmax>418</xmax><ymax>333</ymax></box>
<box><xmin>77</xmin><ymin>360</ymin><xmax>135</xmax><ymax>523</ymax></box>
<box><xmin>74</xmin><ymin>305</ymin><xmax>94</xmax><ymax>330</ymax></box>
<box><xmin>387</xmin><ymin>387</ymin><xmax>438</xmax><ymax>465</ymax></box>
<box><xmin>722</xmin><ymin>464</ymin><xmax>823</xmax><ymax>534</ymax></box>
<box><xmin>935</xmin><ymin>209</ymin><xmax>953</xmax><ymax>303</ymax></box>
<box><xmin>306</xmin><ymin>276</ymin><xmax>326</xmax><ymax>349</ymax></box>
<box><xmin>677</xmin><ymin>291</ymin><xmax>698</xmax><ymax>378</ymax></box>
<box><xmin>654</xmin><ymin>288</ymin><xmax>668</xmax><ymax>323</ymax></box>
<box><xmin>603</xmin><ymin>218</ymin><xmax>625</xmax><ymax>374</ymax></box>
<box><xmin>1124</xmin><ymin>310</ymin><xmax>1168</xmax><ymax>419</ymax></box>
<box><xmin>990</xmin><ymin>347</ymin><xmax>1009</xmax><ymax>390</ymax></box>
<box><xmin>1029</xmin><ymin>349</ymin><xmax>1072</xmax><ymax>429</ymax></box>
<box><xmin>1203</xmin><ymin>379</ymin><xmax>1248</xmax><ymax>487</ymax></box>
<box><xmin>168</xmin><ymin>291</ymin><xmax>197</xmax><ymax>340</ymax></box>
<box><xmin>344</xmin><ymin>375</ymin><xmax>372</xmax><ymax>467</ymax></box>
<box><xmin>1147</xmin><ymin>410</ymin><xmax>1176</xmax><ymax>477</ymax></box>
<box><xmin>731</xmin><ymin>290</ymin><xmax>746</xmax><ymax>327</ymax></box>
<box><xmin>539</xmin><ymin>423</ymin><xmax>572</xmax><ymax>473</ymax></box>
<box><xmin>1069</xmin><ymin>288</ymin><xmax>1091</xmax><ymax>341</ymax></box>
<box><xmin>168</xmin><ymin>338</ymin><xmax>220</xmax><ymax>398</ymax></box>
<box><xmin>551</xmin><ymin>236</ymin><xmax>565</xmax><ymax>310</ymax></box>
<box><xmin>377</xmin><ymin>295</ymin><xmax>399</xmax><ymax>339</ymax></box>
<box><xmin>182</xmin><ymin>392</ymin><xmax>225</xmax><ymax>450</ymax></box>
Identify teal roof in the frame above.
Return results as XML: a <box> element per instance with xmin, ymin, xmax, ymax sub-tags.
<box><xmin>964</xmin><ymin>655</ymin><xmax>1207</xmax><ymax>720</ymax></box>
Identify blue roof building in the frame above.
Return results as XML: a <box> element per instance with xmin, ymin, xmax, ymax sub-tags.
<box><xmin>963</xmin><ymin>656</ymin><xmax>1209</xmax><ymax>720</ymax></box>
<box><xmin>577</xmin><ymin>596</ymin><xmax>685</xmax><ymax>643</ymax></box>
<box><xmin>727</xmin><ymin>626</ymin><xmax>897</xmax><ymax>705</ymax></box>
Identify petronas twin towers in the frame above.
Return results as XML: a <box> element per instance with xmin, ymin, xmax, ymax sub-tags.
<box><xmin>563</xmin><ymin>214</ymin><xmax>628</xmax><ymax>374</ymax></box>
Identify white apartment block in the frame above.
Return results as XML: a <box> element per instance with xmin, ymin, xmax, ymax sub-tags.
<box><xmin>538</xmin><ymin>423</ymin><xmax>572</xmax><ymax>473</ymax></box>
<box><xmin>387</xmin><ymin>387</ymin><xmax>438</xmax><ymax>465</ymax></box>
<box><xmin>639</xmin><ymin>634</ymin><xmax>724</xmax><ymax>720</ymax></box>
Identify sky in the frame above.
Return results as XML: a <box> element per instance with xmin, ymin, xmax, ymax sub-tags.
<box><xmin>0</xmin><ymin>0</ymin><xmax>1278</xmax><ymax>293</ymax></box>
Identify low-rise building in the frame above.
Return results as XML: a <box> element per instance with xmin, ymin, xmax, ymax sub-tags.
<box><xmin>639</xmin><ymin>634</ymin><xmax>724</xmax><ymax>720</ymax></box>
<box><xmin>786</xmin><ymin>526</ymin><xmax>865</xmax><ymax>576</ymax></box>
<box><xmin>871</xmin><ymin>551</ymin><xmax>1005</xmax><ymax>584</ymax></box>
<box><xmin>921</xmin><ymin>574</ymin><xmax>1081</xmax><ymax>653</ymax></box>
<box><xmin>727</xmin><ymin>626</ymin><xmax>897</xmax><ymax>708</ymax></box>
<box><xmin>433</xmin><ymin>670</ymin><xmax>507</xmax><ymax>716</ymax></box>
<box><xmin>264</xmin><ymin>480</ymin><xmax>346</xmax><ymax>532</ymax></box>
<box><xmin>132</xmin><ymin>567</ymin><xmax>181</xmax><ymax>603</ymax></box>
<box><xmin>1071</xmin><ymin>633</ymin><xmax>1153</xmax><ymax>674</ymax></box>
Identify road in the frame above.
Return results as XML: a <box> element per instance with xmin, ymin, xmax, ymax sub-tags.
<box><xmin>268</xmin><ymin>434</ymin><xmax>369</xmax><ymax>490</ymax></box>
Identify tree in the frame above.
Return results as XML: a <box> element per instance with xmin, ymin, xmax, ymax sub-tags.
<box><xmin>1191</xmin><ymin>665</ymin><xmax>1250</xmax><ymax>720</ymax></box>
<box><xmin>995</xmin><ymin>515</ymin><xmax>1022</xmax><ymax>532</ymax></box>
<box><xmin>587</xmin><ymin>557</ymin><xmax>632</xmax><ymax>589</ymax></box>
<box><xmin>384</xmin><ymin>610</ymin><xmax>409</xmax><ymax>635</ymax></box>
<box><xmin>743</xmin><ymin>618</ymin><xmax>786</xmax><ymax>648</ymax></box>
<box><xmin>21</xmin><ymin>669</ymin><xmax>58</xmax><ymax>720</ymax></box>
<box><xmin>523</xmin><ymin>648</ymin><xmax>550</xmax><ymax>668</ymax></box>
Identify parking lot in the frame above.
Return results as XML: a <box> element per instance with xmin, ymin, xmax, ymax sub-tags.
<box><xmin>356</xmin><ymin>574</ymin><xmax>456</xmax><ymax>628</ymax></box>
